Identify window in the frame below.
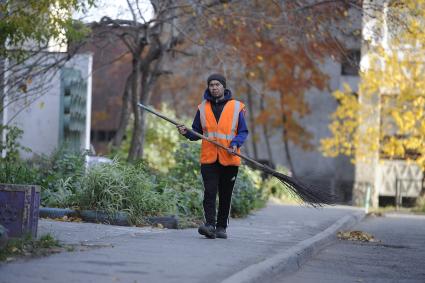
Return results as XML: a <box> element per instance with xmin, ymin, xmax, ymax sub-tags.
<box><xmin>341</xmin><ymin>50</ymin><xmax>361</xmax><ymax>76</ymax></box>
<box><xmin>90</xmin><ymin>130</ymin><xmax>116</xmax><ymax>142</ymax></box>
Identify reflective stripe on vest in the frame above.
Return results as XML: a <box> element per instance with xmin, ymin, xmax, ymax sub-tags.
<box><xmin>199</xmin><ymin>100</ymin><xmax>241</xmax><ymax>140</ymax></box>
<box><xmin>199</xmin><ymin>100</ymin><xmax>207</xmax><ymax>132</ymax></box>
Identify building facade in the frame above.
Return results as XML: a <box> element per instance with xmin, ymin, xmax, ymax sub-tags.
<box><xmin>354</xmin><ymin>0</ymin><xmax>424</xmax><ymax>208</ymax></box>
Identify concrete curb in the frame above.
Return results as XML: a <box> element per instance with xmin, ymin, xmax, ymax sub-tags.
<box><xmin>221</xmin><ymin>211</ymin><xmax>365</xmax><ymax>283</ymax></box>
<box><xmin>39</xmin><ymin>207</ymin><xmax>179</xmax><ymax>229</ymax></box>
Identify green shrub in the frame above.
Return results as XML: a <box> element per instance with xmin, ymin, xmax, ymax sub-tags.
<box><xmin>262</xmin><ymin>166</ymin><xmax>302</xmax><ymax>204</ymax></box>
<box><xmin>0</xmin><ymin>139</ymin><xmax>86</xmax><ymax>207</ymax></box>
<box><xmin>34</xmin><ymin>147</ymin><xmax>87</xmax><ymax>207</ymax></box>
<box><xmin>77</xmin><ymin>160</ymin><xmax>177</xmax><ymax>225</ymax></box>
<box><xmin>0</xmin><ymin>148</ymin><xmax>86</xmax><ymax>209</ymax></box>
<box><xmin>144</xmin><ymin>104</ymin><xmax>187</xmax><ymax>172</ymax></box>
<box><xmin>169</xmin><ymin>143</ymin><xmax>202</xmax><ymax>191</ymax></box>
<box><xmin>168</xmin><ymin>143</ymin><xmax>204</xmax><ymax>219</ymax></box>
<box><xmin>0</xmin><ymin>161</ymin><xmax>41</xmax><ymax>185</ymax></box>
<box><xmin>110</xmin><ymin>104</ymin><xmax>192</xmax><ymax>172</ymax></box>
<box><xmin>125</xmin><ymin>184</ymin><xmax>177</xmax><ymax>224</ymax></box>
<box><xmin>0</xmin><ymin>125</ymin><xmax>31</xmax><ymax>162</ymax></box>
<box><xmin>175</xmin><ymin>188</ymin><xmax>204</xmax><ymax>222</ymax></box>
<box><xmin>77</xmin><ymin>161</ymin><xmax>128</xmax><ymax>212</ymax></box>
<box><xmin>231</xmin><ymin>166</ymin><xmax>266</xmax><ymax>217</ymax></box>
<box><xmin>0</xmin><ymin>125</ymin><xmax>40</xmax><ymax>185</ymax></box>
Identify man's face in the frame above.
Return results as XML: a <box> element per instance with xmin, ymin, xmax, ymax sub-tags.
<box><xmin>208</xmin><ymin>80</ymin><xmax>225</xmax><ymax>98</ymax></box>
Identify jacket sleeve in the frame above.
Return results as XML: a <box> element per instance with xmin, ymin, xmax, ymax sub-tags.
<box><xmin>230</xmin><ymin>110</ymin><xmax>249</xmax><ymax>148</ymax></box>
<box><xmin>183</xmin><ymin>109</ymin><xmax>203</xmax><ymax>141</ymax></box>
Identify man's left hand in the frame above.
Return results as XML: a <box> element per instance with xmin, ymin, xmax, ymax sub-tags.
<box><xmin>227</xmin><ymin>145</ymin><xmax>237</xmax><ymax>155</ymax></box>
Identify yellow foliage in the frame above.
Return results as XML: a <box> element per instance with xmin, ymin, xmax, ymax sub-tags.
<box><xmin>320</xmin><ymin>0</ymin><xmax>425</xmax><ymax>171</ymax></box>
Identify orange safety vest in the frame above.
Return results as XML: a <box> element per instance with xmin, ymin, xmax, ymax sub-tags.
<box><xmin>198</xmin><ymin>99</ymin><xmax>245</xmax><ymax>166</ymax></box>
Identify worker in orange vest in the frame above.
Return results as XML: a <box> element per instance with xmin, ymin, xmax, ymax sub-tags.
<box><xmin>177</xmin><ymin>73</ymin><xmax>249</xmax><ymax>239</ymax></box>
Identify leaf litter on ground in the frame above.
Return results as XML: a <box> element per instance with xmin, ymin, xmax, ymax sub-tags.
<box><xmin>0</xmin><ymin>234</ymin><xmax>63</xmax><ymax>262</ymax></box>
<box><xmin>45</xmin><ymin>215</ymin><xmax>83</xmax><ymax>222</ymax></box>
<box><xmin>337</xmin><ymin>230</ymin><xmax>379</xmax><ymax>242</ymax></box>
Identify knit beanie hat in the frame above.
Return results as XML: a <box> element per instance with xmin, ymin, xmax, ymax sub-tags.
<box><xmin>207</xmin><ymin>73</ymin><xmax>226</xmax><ymax>89</ymax></box>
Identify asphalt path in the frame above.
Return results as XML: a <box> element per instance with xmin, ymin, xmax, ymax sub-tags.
<box><xmin>266</xmin><ymin>213</ymin><xmax>425</xmax><ymax>283</ymax></box>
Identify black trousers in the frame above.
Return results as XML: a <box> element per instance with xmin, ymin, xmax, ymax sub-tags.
<box><xmin>201</xmin><ymin>161</ymin><xmax>239</xmax><ymax>228</ymax></box>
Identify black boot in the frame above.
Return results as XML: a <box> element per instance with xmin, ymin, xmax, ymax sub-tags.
<box><xmin>215</xmin><ymin>227</ymin><xmax>227</xmax><ymax>239</ymax></box>
<box><xmin>198</xmin><ymin>224</ymin><xmax>216</xmax><ymax>239</ymax></box>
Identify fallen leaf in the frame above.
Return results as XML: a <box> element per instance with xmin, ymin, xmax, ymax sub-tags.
<box><xmin>337</xmin><ymin>230</ymin><xmax>377</xmax><ymax>242</ymax></box>
<box><xmin>49</xmin><ymin>216</ymin><xmax>83</xmax><ymax>222</ymax></box>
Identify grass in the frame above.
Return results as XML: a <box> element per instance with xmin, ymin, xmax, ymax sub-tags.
<box><xmin>76</xmin><ymin>161</ymin><xmax>179</xmax><ymax>226</ymax></box>
<box><xmin>0</xmin><ymin>234</ymin><xmax>62</xmax><ymax>262</ymax></box>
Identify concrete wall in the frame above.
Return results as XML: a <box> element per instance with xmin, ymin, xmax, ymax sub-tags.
<box><xmin>1</xmin><ymin>53</ymin><xmax>92</xmax><ymax>159</ymax></box>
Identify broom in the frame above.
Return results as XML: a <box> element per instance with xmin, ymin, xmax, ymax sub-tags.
<box><xmin>138</xmin><ymin>103</ymin><xmax>335</xmax><ymax>207</ymax></box>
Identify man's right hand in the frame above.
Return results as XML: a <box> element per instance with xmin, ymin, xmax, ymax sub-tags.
<box><xmin>177</xmin><ymin>125</ymin><xmax>188</xmax><ymax>135</ymax></box>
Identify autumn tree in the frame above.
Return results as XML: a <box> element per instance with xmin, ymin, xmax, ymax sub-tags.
<box><xmin>321</xmin><ymin>1</ymin><xmax>425</xmax><ymax>202</ymax></box>
<box><xmin>97</xmin><ymin>0</ymin><xmax>237</xmax><ymax>162</ymax></box>
<box><xmin>0</xmin><ymin>0</ymin><xmax>95</xmax><ymax>58</ymax></box>
<box><xmin>161</xmin><ymin>0</ymin><xmax>361</xmax><ymax>175</ymax></box>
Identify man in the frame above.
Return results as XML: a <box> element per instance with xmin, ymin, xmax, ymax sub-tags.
<box><xmin>177</xmin><ymin>73</ymin><xmax>248</xmax><ymax>239</ymax></box>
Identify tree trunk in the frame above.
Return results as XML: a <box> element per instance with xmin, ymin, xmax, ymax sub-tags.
<box><xmin>282</xmin><ymin>121</ymin><xmax>296</xmax><ymax>178</ymax></box>
<box><xmin>111</xmin><ymin>73</ymin><xmax>133</xmax><ymax>148</ymax></box>
<box><xmin>262</xmin><ymin>124</ymin><xmax>274</xmax><ymax>166</ymax></box>
<box><xmin>259</xmin><ymin>90</ymin><xmax>274</xmax><ymax>166</ymax></box>
<box><xmin>246</xmin><ymin>82</ymin><xmax>258</xmax><ymax>160</ymax></box>
<box><xmin>128</xmin><ymin>48</ymin><xmax>164</xmax><ymax>160</ymax></box>
<box><xmin>0</xmin><ymin>59</ymin><xmax>4</xmax><ymax>147</ymax></box>
<box><xmin>128</xmin><ymin>59</ymin><xmax>143</xmax><ymax>162</ymax></box>
<box><xmin>279</xmin><ymin>89</ymin><xmax>296</xmax><ymax>177</ymax></box>
<box><xmin>135</xmin><ymin>71</ymin><xmax>149</xmax><ymax>158</ymax></box>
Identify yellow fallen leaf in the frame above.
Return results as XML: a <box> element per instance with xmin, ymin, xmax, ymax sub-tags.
<box><xmin>337</xmin><ymin>230</ymin><xmax>377</xmax><ymax>242</ymax></box>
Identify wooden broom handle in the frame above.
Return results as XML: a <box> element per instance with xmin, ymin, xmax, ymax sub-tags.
<box><xmin>137</xmin><ymin>103</ymin><xmax>267</xmax><ymax>169</ymax></box>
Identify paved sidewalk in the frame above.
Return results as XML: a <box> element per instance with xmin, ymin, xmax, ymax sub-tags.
<box><xmin>0</xmin><ymin>202</ymin><xmax>363</xmax><ymax>283</ymax></box>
